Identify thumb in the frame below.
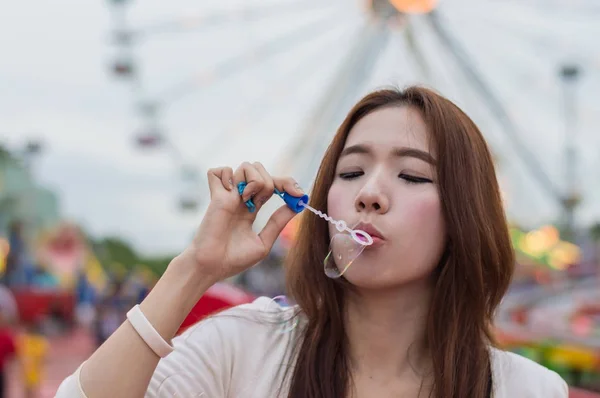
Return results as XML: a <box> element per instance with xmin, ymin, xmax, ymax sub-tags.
<box><xmin>258</xmin><ymin>204</ymin><xmax>297</xmax><ymax>250</ymax></box>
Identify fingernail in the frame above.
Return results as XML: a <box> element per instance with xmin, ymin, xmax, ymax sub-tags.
<box><xmin>228</xmin><ymin>178</ymin><xmax>233</xmax><ymax>188</ymax></box>
<box><xmin>294</xmin><ymin>183</ymin><xmax>303</xmax><ymax>192</ymax></box>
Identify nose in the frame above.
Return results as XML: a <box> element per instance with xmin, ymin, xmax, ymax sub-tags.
<box><xmin>355</xmin><ymin>181</ymin><xmax>389</xmax><ymax>214</ymax></box>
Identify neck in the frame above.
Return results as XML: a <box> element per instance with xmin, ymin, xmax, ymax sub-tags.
<box><xmin>345</xmin><ymin>278</ymin><xmax>433</xmax><ymax>382</ymax></box>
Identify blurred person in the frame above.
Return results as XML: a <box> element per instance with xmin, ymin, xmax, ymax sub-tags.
<box><xmin>93</xmin><ymin>279</ymin><xmax>131</xmax><ymax>348</ymax></box>
<box><xmin>74</xmin><ymin>270</ymin><xmax>98</xmax><ymax>330</ymax></box>
<box><xmin>41</xmin><ymin>301</ymin><xmax>69</xmax><ymax>337</ymax></box>
<box><xmin>17</xmin><ymin>318</ymin><xmax>49</xmax><ymax>398</ymax></box>
<box><xmin>5</xmin><ymin>221</ymin><xmax>27</xmax><ymax>287</ymax></box>
<box><xmin>0</xmin><ymin>285</ymin><xmax>18</xmax><ymax>326</ymax></box>
<box><xmin>57</xmin><ymin>87</ymin><xmax>567</xmax><ymax>397</ymax></box>
<box><xmin>123</xmin><ymin>267</ymin><xmax>154</xmax><ymax>305</ymax></box>
<box><xmin>30</xmin><ymin>265</ymin><xmax>59</xmax><ymax>289</ymax></box>
<box><xmin>93</xmin><ymin>301</ymin><xmax>121</xmax><ymax>349</ymax></box>
<box><xmin>239</xmin><ymin>253</ymin><xmax>286</xmax><ymax>297</ymax></box>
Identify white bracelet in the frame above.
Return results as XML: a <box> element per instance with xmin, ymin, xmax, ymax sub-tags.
<box><xmin>126</xmin><ymin>304</ymin><xmax>174</xmax><ymax>358</ymax></box>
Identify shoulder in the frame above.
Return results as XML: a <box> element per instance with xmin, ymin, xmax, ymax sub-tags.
<box><xmin>162</xmin><ymin>297</ymin><xmax>301</xmax><ymax>397</ymax></box>
<box><xmin>490</xmin><ymin>347</ymin><xmax>568</xmax><ymax>398</ymax></box>
<box><xmin>176</xmin><ymin>296</ymin><xmax>302</xmax><ymax>360</ymax></box>
<box><xmin>180</xmin><ymin>296</ymin><xmax>301</xmax><ymax>339</ymax></box>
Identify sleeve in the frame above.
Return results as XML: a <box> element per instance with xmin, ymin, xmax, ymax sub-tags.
<box><xmin>55</xmin><ymin>317</ymin><xmax>233</xmax><ymax>398</ymax></box>
<box><xmin>549</xmin><ymin>370</ymin><xmax>569</xmax><ymax>398</ymax></box>
<box><xmin>55</xmin><ymin>364</ymin><xmax>87</xmax><ymax>398</ymax></box>
<box><xmin>146</xmin><ymin>317</ymin><xmax>232</xmax><ymax>397</ymax></box>
<box><xmin>525</xmin><ymin>362</ymin><xmax>569</xmax><ymax>398</ymax></box>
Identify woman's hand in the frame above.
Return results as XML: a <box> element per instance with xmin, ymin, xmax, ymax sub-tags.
<box><xmin>178</xmin><ymin>161</ymin><xmax>304</xmax><ymax>284</ymax></box>
<box><xmin>74</xmin><ymin>162</ymin><xmax>303</xmax><ymax>398</ymax></box>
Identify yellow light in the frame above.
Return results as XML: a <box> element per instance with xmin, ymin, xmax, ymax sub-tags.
<box><xmin>0</xmin><ymin>238</ymin><xmax>9</xmax><ymax>276</ymax></box>
<box><xmin>389</xmin><ymin>0</ymin><xmax>438</xmax><ymax>14</ymax></box>
<box><xmin>547</xmin><ymin>345</ymin><xmax>596</xmax><ymax>371</ymax></box>
<box><xmin>521</xmin><ymin>225</ymin><xmax>560</xmax><ymax>256</ymax></box>
<box><xmin>539</xmin><ymin>225</ymin><xmax>559</xmax><ymax>246</ymax></box>
<box><xmin>522</xmin><ymin>230</ymin><xmax>548</xmax><ymax>255</ymax></box>
<box><xmin>548</xmin><ymin>242</ymin><xmax>581</xmax><ymax>270</ymax></box>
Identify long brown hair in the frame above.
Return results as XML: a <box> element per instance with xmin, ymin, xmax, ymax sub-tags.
<box><xmin>284</xmin><ymin>86</ymin><xmax>515</xmax><ymax>397</ymax></box>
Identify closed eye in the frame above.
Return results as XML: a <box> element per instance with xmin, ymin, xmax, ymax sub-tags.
<box><xmin>399</xmin><ymin>173</ymin><xmax>433</xmax><ymax>184</ymax></box>
<box><xmin>339</xmin><ymin>171</ymin><xmax>364</xmax><ymax>180</ymax></box>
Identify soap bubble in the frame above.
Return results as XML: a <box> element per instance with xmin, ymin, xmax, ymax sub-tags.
<box><xmin>324</xmin><ymin>232</ymin><xmax>367</xmax><ymax>279</ymax></box>
<box><xmin>262</xmin><ymin>295</ymin><xmax>299</xmax><ymax>333</ymax></box>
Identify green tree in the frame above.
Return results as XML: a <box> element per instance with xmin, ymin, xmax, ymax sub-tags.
<box><xmin>0</xmin><ymin>144</ymin><xmax>21</xmax><ymax>166</ymax></box>
<box><xmin>92</xmin><ymin>236</ymin><xmax>174</xmax><ymax>278</ymax></box>
<box><xmin>95</xmin><ymin>236</ymin><xmax>139</xmax><ymax>275</ymax></box>
<box><xmin>138</xmin><ymin>255</ymin><xmax>172</xmax><ymax>277</ymax></box>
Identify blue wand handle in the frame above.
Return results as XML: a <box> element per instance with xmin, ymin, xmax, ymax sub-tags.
<box><xmin>274</xmin><ymin>188</ymin><xmax>309</xmax><ymax>213</ymax></box>
<box><xmin>237</xmin><ymin>182</ymin><xmax>309</xmax><ymax>213</ymax></box>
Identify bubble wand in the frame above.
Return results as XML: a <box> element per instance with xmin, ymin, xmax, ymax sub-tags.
<box><xmin>237</xmin><ymin>182</ymin><xmax>373</xmax><ymax>246</ymax></box>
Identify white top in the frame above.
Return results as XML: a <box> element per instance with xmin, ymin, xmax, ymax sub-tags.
<box><xmin>56</xmin><ymin>297</ymin><xmax>568</xmax><ymax>398</ymax></box>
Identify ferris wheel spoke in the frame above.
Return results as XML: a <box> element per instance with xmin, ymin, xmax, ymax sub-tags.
<box><xmin>426</xmin><ymin>10</ymin><xmax>563</xmax><ymax>203</ymax></box>
<box><xmin>157</xmin><ymin>12</ymin><xmax>340</xmax><ymax>106</ymax></box>
<box><xmin>201</xmin><ymin>22</ymin><xmax>358</xmax><ymax>159</ymax></box>
<box><xmin>277</xmin><ymin>21</ymin><xmax>391</xmax><ymax>181</ymax></box>
<box><xmin>462</xmin><ymin>10</ymin><xmax>599</xmax><ymax>71</ymax></box>
<box><xmin>402</xmin><ymin>18</ymin><xmax>431</xmax><ymax>80</ymax></box>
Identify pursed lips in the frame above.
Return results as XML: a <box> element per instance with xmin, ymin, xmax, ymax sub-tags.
<box><xmin>354</xmin><ymin>222</ymin><xmax>385</xmax><ymax>243</ymax></box>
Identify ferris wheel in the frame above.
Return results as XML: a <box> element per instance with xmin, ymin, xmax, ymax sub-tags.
<box><xmin>104</xmin><ymin>0</ymin><xmax>599</xmax><ymax>233</ymax></box>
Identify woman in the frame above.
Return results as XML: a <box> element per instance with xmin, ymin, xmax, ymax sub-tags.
<box><xmin>57</xmin><ymin>86</ymin><xmax>567</xmax><ymax>398</ymax></box>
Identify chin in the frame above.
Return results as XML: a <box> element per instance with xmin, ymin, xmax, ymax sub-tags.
<box><xmin>342</xmin><ymin>273</ymin><xmax>395</xmax><ymax>290</ymax></box>
<box><xmin>338</xmin><ymin>257</ymin><xmax>435</xmax><ymax>291</ymax></box>
<box><xmin>339</xmin><ymin>263</ymin><xmax>401</xmax><ymax>290</ymax></box>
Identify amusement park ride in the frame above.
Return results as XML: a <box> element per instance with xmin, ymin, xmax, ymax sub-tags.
<box><xmin>102</xmin><ymin>0</ymin><xmax>598</xmax><ymax>394</ymax></box>
<box><xmin>105</xmin><ymin>0</ymin><xmax>585</xmax><ymax>229</ymax></box>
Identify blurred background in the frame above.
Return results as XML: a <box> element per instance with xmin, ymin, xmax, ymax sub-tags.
<box><xmin>0</xmin><ymin>0</ymin><xmax>599</xmax><ymax>396</ymax></box>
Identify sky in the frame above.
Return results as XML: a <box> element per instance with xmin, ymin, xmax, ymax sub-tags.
<box><xmin>1</xmin><ymin>0</ymin><xmax>599</xmax><ymax>255</ymax></box>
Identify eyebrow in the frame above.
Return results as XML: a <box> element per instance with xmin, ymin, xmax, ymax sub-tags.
<box><xmin>340</xmin><ymin>144</ymin><xmax>437</xmax><ymax>165</ymax></box>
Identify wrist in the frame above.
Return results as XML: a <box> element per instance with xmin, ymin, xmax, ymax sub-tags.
<box><xmin>162</xmin><ymin>254</ymin><xmax>216</xmax><ymax>310</ymax></box>
<box><xmin>170</xmin><ymin>247</ymin><xmax>222</xmax><ymax>288</ymax></box>
<box><xmin>138</xmin><ymin>255</ymin><xmax>215</xmax><ymax>340</ymax></box>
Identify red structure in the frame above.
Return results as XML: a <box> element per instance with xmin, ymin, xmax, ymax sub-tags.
<box><xmin>571</xmin><ymin>388</ymin><xmax>600</xmax><ymax>398</ymax></box>
<box><xmin>177</xmin><ymin>282</ymin><xmax>255</xmax><ymax>334</ymax></box>
<box><xmin>12</xmin><ymin>288</ymin><xmax>75</xmax><ymax>324</ymax></box>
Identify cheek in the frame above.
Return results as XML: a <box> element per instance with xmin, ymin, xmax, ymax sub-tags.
<box><xmin>326</xmin><ymin>183</ymin><xmax>348</xmax><ymax>220</ymax></box>
<box><xmin>407</xmin><ymin>195</ymin><xmax>441</xmax><ymax>225</ymax></box>
<box><xmin>402</xmin><ymin>194</ymin><xmax>446</xmax><ymax>259</ymax></box>
<box><xmin>327</xmin><ymin>183</ymin><xmax>355</xmax><ymax>240</ymax></box>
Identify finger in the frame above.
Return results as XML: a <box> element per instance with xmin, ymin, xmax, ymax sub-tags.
<box><xmin>206</xmin><ymin>168</ymin><xmax>229</xmax><ymax>196</ymax></box>
<box><xmin>220</xmin><ymin>167</ymin><xmax>234</xmax><ymax>191</ymax></box>
<box><xmin>233</xmin><ymin>162</ymin><xmax>264</xmax><ymax>202</ymax></box>
<box><xmin>252</xmin><ymin>162</ymin><xmax>275</xmax><ymax>209</ymax></box>
<box><xmin>258</xmin><ymin>204</ymin><xmax>297</xmax><ymax>250</ymax></box>
<box><xmin>273</xmin><ymin>176</ymin><xmax>304</xmax><ymax>197</ymax></box>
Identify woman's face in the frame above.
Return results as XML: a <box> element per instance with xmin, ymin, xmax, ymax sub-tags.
<box><xmin>327</xmin><ymin>106</ymin><xmax>446</xmax><ymax>289</ymax></box>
